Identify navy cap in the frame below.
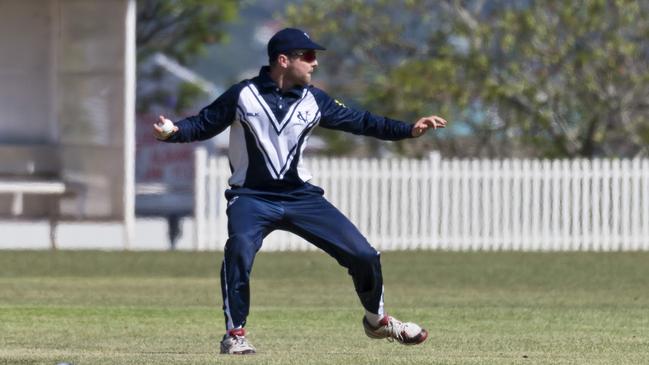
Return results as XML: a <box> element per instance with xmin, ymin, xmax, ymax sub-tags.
<box><xmin>267</xmin><ymin>28</ymin><xmax>326</xmax><ymax>60</ymax></box>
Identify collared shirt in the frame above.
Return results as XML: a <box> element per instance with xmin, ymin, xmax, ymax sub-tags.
<box><xmin>255</xmin><ymin>66</ymin><xmax>304</xmax><ymax>122</ymax></box>
<box><xmin>166</xmin><ymin>66</ymin><xmax>414</xmax><ymax>193</ymax></box>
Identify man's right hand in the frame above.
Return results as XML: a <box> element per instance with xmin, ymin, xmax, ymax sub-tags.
<box><xmin>153</xmin><ymin>115</ymin><xmax>178</xmax><ymax>140</ymax></box>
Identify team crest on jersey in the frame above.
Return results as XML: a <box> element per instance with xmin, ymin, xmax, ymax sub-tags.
<box><xmin>297</xmin><ymin>111</ymin><xmax>311</xmax><ymax>123</ymax></box>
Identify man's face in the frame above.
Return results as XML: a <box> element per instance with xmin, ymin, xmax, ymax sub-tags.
<box><xmin>285</xmin><ymin>49</ymin><xmax>318</xmax><ymax>86</ymax></box>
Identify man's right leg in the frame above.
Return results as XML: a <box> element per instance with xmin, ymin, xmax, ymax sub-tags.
<box><xmin>219</xmin><ymin>194</ymin><xmax>282</xmax><ymax>354</ymax></box>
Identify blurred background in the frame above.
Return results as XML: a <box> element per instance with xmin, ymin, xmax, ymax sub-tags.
<box><xmin>1</xmin><ymin>0</ymin><xmax>648</xmax><ymax>250</ymax></box>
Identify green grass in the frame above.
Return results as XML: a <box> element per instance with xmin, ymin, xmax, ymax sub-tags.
<box><xmin>1</xmin><ymin>250</ymin><xmax>648</xmax><ymax>364</ymax></box>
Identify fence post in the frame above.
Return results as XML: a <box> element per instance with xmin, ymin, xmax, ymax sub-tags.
<box><xmin>207</xmin><ymin>156</ymin><xmax>218</xmax><ymax>250</ymax></box>
<box><xmin>501</xmin><ymin>159</ymin><xmax>513</xmax><ymax>250</ymax></box>
<box><xmin>620</xmin><ymin>159</ymin><xmax>631</xmax><ymax>251</ymax></box>
<box><xmin>600</xmin><ymin>159</ymin><xmax>611</xmax><ymax>251</ymax></box>
<box><xmin>631</xmin><ymin>158</ymin><xmax>642</xmax><ymax>250</ymax></box>
<box><xmin>194</xmin><ymin>147</ymin><xmax>208</xmax><ymax>251</ymax></box>
<box><xmin>591</xmin><ymin>159</ymin><xmax>602</xmax><ymax>251</ymax></box>
<box><xmin>642</xmin><ymin>159</ymin><xmax>649</xmax><ymax>250</ymax></box>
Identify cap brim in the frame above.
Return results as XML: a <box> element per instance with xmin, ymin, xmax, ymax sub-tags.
<box><xmin>303</xmin><ymin>40</ymin><xmax>326</xmax><ymax>51</ymax></box>
<box><xmin>309</xmin><ymin>42</ymin><xmax>326</xmax><ymax>51</ymax></box>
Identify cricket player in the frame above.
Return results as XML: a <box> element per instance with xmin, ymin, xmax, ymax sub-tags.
<box><xmin>154</xmin><ymin>28</ymin><xmax>447</xmax><ymax>355</ymax></box>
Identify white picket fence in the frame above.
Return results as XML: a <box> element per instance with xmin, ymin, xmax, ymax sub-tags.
<box><xmin>194</xmin><ymin>148</ymin><xmax>649</xmax><ymax>251</ymax></box>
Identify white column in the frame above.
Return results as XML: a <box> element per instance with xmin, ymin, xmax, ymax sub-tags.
<box><xmin>426</xmin><ymin>152</ymin><xmax>440</xmax><ymax>249</ymax></box>
<box><xmin>122</xmin><ymin>0</ymin><xmax>136</xmax><ymax>250</ymax></box>
<box><xmin>194</xmin><ymin>147</ymin><xmax>208</xmax><ymax>251</ymax></box>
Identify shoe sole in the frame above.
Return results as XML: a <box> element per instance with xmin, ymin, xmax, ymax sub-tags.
<box><xmin>220</xmin><ymin>347</ymin><xmax>256</xmax><ymax>355</ymax></box>
<box><xmin>362</xmin><ymin>317</ymin><xmax>429</xmax><ymax>345</ymax></box>
<box><xmin>220</xmin><ymin>343</ymin><xmax>256</xmax><ymax>355</ymax></box>
<box><xmin>221</xmin><ymin>350</ymin><xmax>256</xmax><ymax>355</ymax></box>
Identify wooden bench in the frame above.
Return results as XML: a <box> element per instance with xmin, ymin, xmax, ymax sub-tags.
<box><xmin>0</xmin><ymin>145</ymin><xmax>68</xmax><ymax>248</ymax></box>
<box><xmin>0</xmin><ymin>180</ymin><xmax>66</xmax><ymax>215</ymax></box>
<box><xmin>0</xmin><ymin>179</ymin><xmax>66</xmax><ymax>249</ymax></box>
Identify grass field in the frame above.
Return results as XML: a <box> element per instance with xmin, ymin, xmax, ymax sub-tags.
<box><xmin>1</xmin><ymin>250</ymin><xmax>648</xmax><ymax>364</ymax></box>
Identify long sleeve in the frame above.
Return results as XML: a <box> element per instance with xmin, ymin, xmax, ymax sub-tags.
<box><xmin>164</xmin><ymin>83</ymin><xmax>244</xmax><ymax>143</ymax></box>
<box><xmin>311</xmin><ymin>87</ymin><xmax>414</xmax><ymax>141</ymax></box>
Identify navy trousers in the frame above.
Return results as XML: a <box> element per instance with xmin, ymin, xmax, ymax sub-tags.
<box><xmin>220</xmin><ymin>185</ymin><xmax>384</xmax><ymax>330</ymax></box>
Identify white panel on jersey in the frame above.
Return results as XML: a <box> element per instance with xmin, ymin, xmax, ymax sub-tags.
<box><xmin>296</xmin><ymin>128</ymin><xmax>317</xmax><ymax>182</ymax></box>
<box><xmin>235</xmin><ymin>85</ymin><xmax>321</xmax><ymax>181</ymax></box>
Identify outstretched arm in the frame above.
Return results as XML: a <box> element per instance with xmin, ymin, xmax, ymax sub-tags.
<box><xmin>313</xmin><ymin>88</ymin><xmax>447</xmax><ymax>141</ymax></box>
<box><xmin>152</xmin><ymin>83</ymin><xmax>244</xmax><ymax>143</ymax></box>
<box><xmin>312</xmin><ymin>88</ymin><xmax>412</xmax><ymax>140</ymax></box>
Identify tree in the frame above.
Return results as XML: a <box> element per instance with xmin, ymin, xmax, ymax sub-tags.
<box><xmin>137</xmin><ymin>0</ymin><xmax>239</xmax><ymax>64</ymax></box>
<box><xmin>136</xmin><ymin>0</ymin><xmax>239</xmax><ymax>114</ymax></box>
<box><xmin>285</xmin><ymin>0</ymin><xmax>649</xmax><ymax>158</ymax></box>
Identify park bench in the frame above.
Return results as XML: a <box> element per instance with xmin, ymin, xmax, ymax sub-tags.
<box><xmin>0</xmin><ymin>145</ymin><xmax>68</xmax><ymax>248</ymax></box>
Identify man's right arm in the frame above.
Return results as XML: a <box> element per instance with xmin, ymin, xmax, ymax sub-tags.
<box><xmin>158</xmin><ymin>83</ymin><xmax>243</xmax><ymax>143</ymax></box>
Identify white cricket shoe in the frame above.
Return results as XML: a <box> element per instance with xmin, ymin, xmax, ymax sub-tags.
<box><xmin>363</xmin><ymin>314</ymin><xmax>428</xmax><ymax>345</ymax></box>
<box><xmin>220</xmin><ymin>328</ymin><xmax>256</xmax><ymax>355</ymax></box>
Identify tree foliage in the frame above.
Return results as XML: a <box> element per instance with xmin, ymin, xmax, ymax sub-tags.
<box><xmin>136</xmin><ymin>0</ymin><xmax>239</xmax><ymax>115</ymax></box>
<box><xmin>285</xmin><ymin>0</ymin><xmax>649</xmax><ymax>158</ymax></box>
<box><xmin>137</xmin><ymin>0</ymin><xmax>239</xmax><ymax>64</ymax></box>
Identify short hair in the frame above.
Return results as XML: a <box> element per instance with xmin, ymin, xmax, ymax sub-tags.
<box><xmin>269</xmin><ymin>53</ymin><xmax>280</xmax><ymax>66</ymax></box>
<box><xmin>269</xmin><ymin>51</ymin><xmax>300</xmax><ymax>67</ymax></box>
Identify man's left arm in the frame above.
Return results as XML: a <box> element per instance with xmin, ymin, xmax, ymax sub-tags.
<box><xmin>313</xmin><ymin>88</ymin><xmax>447</xmax><ymax>140</ymax></box>
<box><xmin>410</xmin><ymin>115</ymin><xmax>448</xmax><ymax>137</ymax></box>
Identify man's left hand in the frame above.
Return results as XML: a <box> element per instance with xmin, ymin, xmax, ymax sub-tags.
<box><xmin>412</xmin><ymin>115</ymin><xmax>448</xmax><ymax>137</ymax></box>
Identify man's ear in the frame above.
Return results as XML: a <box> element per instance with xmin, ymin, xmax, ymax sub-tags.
<box><xmin>277</xmin><ymin>54</ymin><xmax>290</xmax><ymax>68</ymax></box>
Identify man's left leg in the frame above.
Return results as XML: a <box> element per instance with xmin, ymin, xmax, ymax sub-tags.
<box><xmin>280</xmin><ymin>194</ymin><xmax>428</xmax><ymax>345</ymax></box>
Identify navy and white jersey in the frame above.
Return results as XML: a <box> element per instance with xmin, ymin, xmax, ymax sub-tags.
<box><xmin>165</xmin><ymin>66</ymin><xmax>414</xmax><ymax>192</ymax></box>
